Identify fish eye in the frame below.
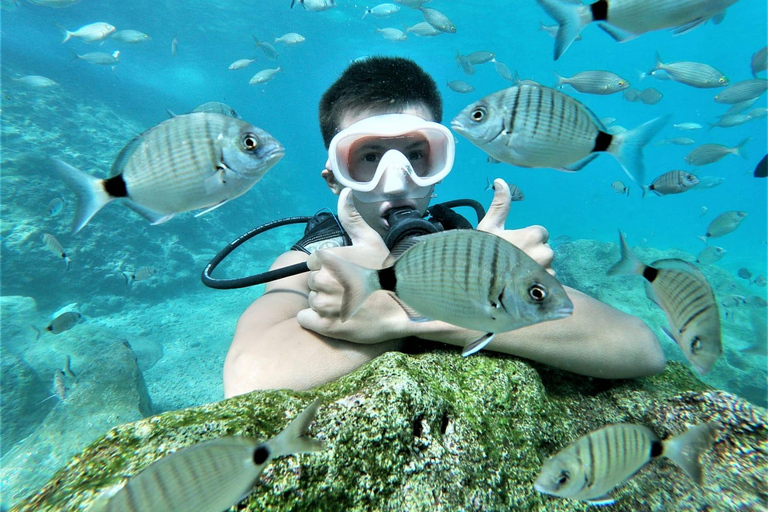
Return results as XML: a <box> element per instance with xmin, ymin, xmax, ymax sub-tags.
<box><xmin>242</xmin><ymin>133</ymin><xmax>260</xmax><ymax>151</ymax></box>
<box><xmin>470</xmin><ymin>107</ymin><xmax>486</xmax><ymax>122</ymax></box>
<box><xmin>719</xmin><ymin>77</ymin><xmax>726</xmax><ymax>83</ymax></box>
<box><xmin>557</xmin><ymin>470</ymin><xmax>570</xmax><ymax>486</ymax></box>
<box><xmin>528</xmin><ymin>284</ymin><xmax>547</xmax><ymax>302</ymax></box>
<box><xmin>618</xmin><ymin>81</ymin><xmax>624</xmax><ymax>86</ymax></box>
<box><xmin>690</xmin><ymin>336</ymin><xmax>702</xmax><ymax>354</ymax></box>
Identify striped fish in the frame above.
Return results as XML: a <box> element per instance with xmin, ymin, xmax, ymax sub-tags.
<box><xmin>701</xmin><ymin>210</ymin><xmax>748</xmax><ymax>239</ymax></box>
<box><xmin>647</xmin><ymin>53</ymin><xmax>728</xmax><ymax>88</ymax></box>
<box><xmin>685</xmin><ymin>138</ymin><xmax>750</xmax><ymax>166</ymax></box>
<box><xmin>46</xmin><ymin>311</ymin><xmax>82</xmax><ymax>334</ymax></box>
<box><xmin>420</xmin><ymin>6</ymin><xmax>456</xmax><ymax>33</ymax></box>
<box><xmin>86</xmin><ymin>400</ymin><xmax>324</xmax><ymax>512</ymax></box>
<box><xmin>536</xmin><ymin>0</ymin><xmax>740</xmax><ymax>60</ymax></box>
<box><xmin>554</xmin><ymin>70</ymin><xmax>630</xmax><ymax>95</ymax></box>
<box><xmin>451</xmin><ymin>82</ymin><xmax>668</xmax><ymax>186</ymax></box>
<box><xmin>48</xmin><ymin>113</ymin><xmax>284</xmax><ymax>233</ymax></box>
<box><xmin>314</xmin><ymin>229</ymin><xmax>573</xmax><ymax>356</ymax></box>
<box><xmin>608</xmin><ymin>232</ymin><xmax>722</xmax><ymax>374</ymax></box>
<box><xmin>535</xmin><ymin>422</ymin><xmax>722</xmax><ymax>505</ymax></box>
<box><xmin>752</xmin><ymin>46</ymin><xmax>767</xmax><ymax>77</ymax></box>
<box><xmin>643</xmin><ymin>170</ymin><xmax>699</xmax><ymax>197</ymax></box>
<box><xmin>714</xmin><ymin>78</ymin><xmax>768</xmax><ymax>104</ymax></box>
<box><xmin>42</xmin><ymin>233</ymin><xmax>71</xmax><ymax>270</ymax></box>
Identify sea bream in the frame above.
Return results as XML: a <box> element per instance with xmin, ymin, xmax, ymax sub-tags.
<box><xmin>645</xmin><ymin>52</ymin><xmax>728</xmax><ymax>88</ymax></box>
<box><xmin>48</xmin><ymin>112</ymin><xmax>284</xmax><ymax>233</ymax></box>
<box><xmin>537</xmin><ymin>0</ymin><xmax>740</xmax><ymax>60</ymax></box>
<box><xmin>608</xmin><ymin>232</ymin><xmax>722</xmax><ymax>374</ymax></box>
<box><xmin>86</xmin><ymin>400</ymin><xmax>325</xmax><ymax>512</ymax></box>
<box><xmin>313</xmin><ymin>227</ymin><xmax>573</xmax><ymax>356</ymax></box>
<box><xmin>642</xmin><ymin>170</ymin><xmax>699</xmax><ymax>197</ymax></box>
<box><xmin>701</xmin><ymin>210</ymin><xmax>747</xmax><ymax>239</ymax></box>
<box><xmin>535</xmin><ymin>422</ymin><xmax>722</xmax><ymax>505</ymax></box>
<box><xmin>451</xmin><ymin>82</ymin><xmax>668</xmax><ymax>187</ymax></box>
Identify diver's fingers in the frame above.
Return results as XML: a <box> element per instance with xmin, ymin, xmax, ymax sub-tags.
<box><xmin>477</xmin><ymin>179</ymin><xmax>511</xmax><ymax>233</ymax></box>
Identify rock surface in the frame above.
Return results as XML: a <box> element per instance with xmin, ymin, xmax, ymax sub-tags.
<box><xmin>12</xmin><ymin>351</ymin><xmax>767</xmax><ymax>512</ymax></box>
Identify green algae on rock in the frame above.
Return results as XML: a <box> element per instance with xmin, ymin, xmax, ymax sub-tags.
<box><xmin>13</xmin><ymin>351</ymin><xmax>767</xmax><ymax>512</ymax></box>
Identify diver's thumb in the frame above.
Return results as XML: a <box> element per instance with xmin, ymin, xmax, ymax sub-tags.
<box><xmin>477</xmin><ymin>178</ymin><xmax>511</xmax><ymax>233</ymax></box>
<box><xmin>337</xmin><ymin>188</ymin><xmax>381</xmax><ymax>246</ymax></box>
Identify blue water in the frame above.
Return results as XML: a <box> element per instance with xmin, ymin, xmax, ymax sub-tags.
<box><xmin>1</xmin><ymin>0</ymin><xmax>766</xmax><ymax>508</ymax></box>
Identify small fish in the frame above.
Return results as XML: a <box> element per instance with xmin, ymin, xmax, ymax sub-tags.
<box><xmin>714</xmin><ymin>78</ymin><xmax>768</xmax><ymax>104</ymax></box>
<box><xmin>110</xmin><ymin>29</ymin><xmax>150</xmax><ymax>44</ymax></box>
<box><xmin>171</xmin><ymin>36</ymin><xmax>178</xmax><ymax>56</ymax></box>
<box><xmin>86</xmin><ymin>399</ymin><xmax>325</xmax><ymax>512</ymax></box>
<box><xmin>64</xmin><ymin>355</ymin><xmax>77</xmax><ymax>378</ymax></box>
<box><xmin>710</xmin><ymin>113</ymin><xmax>753</xmax><ymax>128</ymax></box>
<box><xmin>451</xmin><ymin>82</ymin><xmax>668</xmax><ymax>186</ymax></box>
<box><xmin>13</xmin><ymin>75</ymin><xmax>58</xmax><ymax>88</ymax></box>
<box><xmin>191</xmin><ymin>102</ymin><xmax>240</xmax><ymax>119</ymax></box>
<box><xmin>456</xmin><ymin>53</ymin><xmax>475</xmax><ymax>75</ymax></box>
<box><xmin>447</xmin><ymin>80</ymin><xmax>474</xmax><ymax>93</ymax></box>
<box><xmin>404</xmin><ymin>22</ymin><xmax>441</xmax><ymax>37</ymax></box>
<box><xmin>362</xmin><ymin>3</ymin><xmax>400</xmax><ymax>18</ymax></box>
<box><xmin>610</xmin><ymin>180</ymin><xmax>629</xmax><ymax>196</ymax></box>
<box><xmin>536</xmin><ymin>0</ymin><xmax>739</xmax><ymax>60</ymax></box>
<box><xmin>751</xmin><ymin>46</ymin><xmax>767</xmax><ymax>77</ymax></box>
<box><xmin>123</xmin><ymin>266</ymin><xmax>158</xmax><ymax>285</ymax></box>
<box><xmin>249</xmin><ymin>67</ymin><xmax>281</xmax><ymax>84</ymax></box>
<box><xmin>754</xmin><ymin>154</ymin><xmax>767</xmax><ymax>178</ymax></box>
<box><xmin>700</xmin><ymin>206</ymin><xmax>708</xmax><ymax>217</ymax></box>
<box><xmin>737</xmin><ymin>268</ymin><xmax>753</xmax><ymax>280</ymax></box>
<box><xmin>701</xmin><ymin>210</ymin><xmax>747</xmax><ymax>239</ymax></box>
<box><xmin>464</xmin><ymin>51</ymin><xmax>495</xmax><ymax>65</ymax></box>
<box><xmin>638</xmin><ymin>87</ymin><xmax>663</xmax><ymax>105</ymax></box>
<box><xmin>42</xmin><ymin>233</ymin><xmax>71</xmax><ymax>270</ymax></box>
<box><xmin>685</xmin><ymin>138</ymin><xmax>750</xmax><ymax>166</ymax></box>
<box><xmin>228</xmin><ymin>58</ymin><xmax>256</xmax><ymax>70</ymax></box>
<box><xmin>674</xmin><ymin>122</ymin><xmax>703</xmax><ymax>130</ymax></box>
<box><xmin>647</xmin><ymin>53</ymin><xmax>728</xmax><ymax>88</ymax></box>
<box><xmin>653</xmin><ymin>137</ymin><xmax>696</xmax><ymax>146</ymax></box>
<box><xmin>315</xmin><ymin>228</ymin><xmax>573</xmax><ymax>356</ymax></box>
<box><xmin>608</xmin><ymin>232</ymin><xmax>722</xmax><ymax>374</ymax></box>
<box><xmin>747</xmin><ymin>107</ymin><xmax>767</xmax><ymax>119</ymax></box>
<box><xmin>696</xmin><ymin>245</ymin><xmax>725</xmax><ymax>265</ymax></box>
<box><xmin>376</xmin><ymin>27</ymin><xmax>407</xmax><ymax>41</ymax></box>
<box><xmin>290</xmin><ymin>0</ymin><xmax>336</xmax><ymax>11</ymax></box>
<box><xmin>252</xmin><ymin>37</ymin><xmax>279</xmax><ymax>60</ymax></box>
<box><xmin>48</xmin><ymin>113</ymin><xmax>284</xmax><ymax>233</ymax></box>
<box><xmin>60</xmin><ymin>22</ymin><xmax>115</xmax><ymax>43</ymax></box>
<box><xmin>643</xmin><ymin>170</ymin><xmax>699</xmax><ymax>197</ymax></box>
<box><xmin>721</xmin><ymin>294</ymin><xmax>745</xmax><ymax>309</ymax></box>
<box><xmin>535</xmin><ymin>422</ymin><xmax>721</xmax><ymax>505</ymax></box>
<box><xmin>274</xmin><ymin>32</ymin><xmax>305</xmax><ymax>45</ymax></box>
<box><xmin>724</xmin><ymin>97</ymin><xmax>758</xmax><ymax>116</ymax></box>
<box><xmin>73</xmin><ymin>50</ymin><xmax>120</xmax><ymax>66</ymax></box>
<box><xmin>46</xmin><ymin>311</ymin><xmax>82</xmax><ymax>334</ymax></box>
<box><xmin>492</xmin><ymin>58</ymin><xmax>516</xmax><ymax>82</ymax></box>
<box><xmin>695</xmin><ymin>176</ymin><xmax>725</xmax><ymax>189</ymax></box>
<box><xmin>47</xmin><ymin>197</ymin><xmax>64</xmax><ymax>216</ymax></box>
<box><xmin>420</xmin><ymin>6</ymin><xmax>455</xmax><ymax>33</ymax></box>
<box><xmin>53</xmin><ymin>369</ymin><xmax>67</xmax><ymax>400</ymax></box>
<box><xmin>754</xmin><ymin>275</ymin><xmax>766</xmax><ymax>287</ymax></box>
<box><xmin>554</xmin><ymin>70</ymin><xmax>629</xmax><ymax>95</ymax></box>
<box><xmin>744</xmin><ymin>295</ymin><xmax>768</xmax><ymax>308</ymax></box>
<box><xmin>484</xmin><ymin>178</ymin><xmax>524</xmax><ymax>201</ymax></box>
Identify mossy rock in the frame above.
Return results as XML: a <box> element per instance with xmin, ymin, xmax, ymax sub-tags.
<box><xmin>13</xmin><ymin>351</ymin><xmax>767</xmax><ymax>512</ymax></box>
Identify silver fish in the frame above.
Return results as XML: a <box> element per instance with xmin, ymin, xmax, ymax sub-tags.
<box><xmin>290</xmin><ymin>0</ymin><xmax>335</xmax><ymax>10</ymax></box>
<box><xmin>274</xmin><ymin>32</ymin><xmax>305</xmax><ymax>45</ymax></box>
<box><xmin>695</xmin><ymin>175</ymin><xmax>725</xmax><ymax>189</ymax></box>
<box><xmin>316</xmin><ymin>229</ymin><xmax>573</xmax><ymax>356</ymax></box>
<box><xmin>554</xmin><ymin>70</ymin><xmax>629</xmax><ymax>95</ymax></box>
<box><xmin>674</xmin><ymin>122</ymin><xmax>703</xmax><ymax>130</ymax></box>
<box><xmin>685</xmin><ymin>138</ymin><xmax>749</xmax><ymax>166</ymax></box>
<box><xmin>451</xmin><ymin>82</ymin><xmax>668</xmax><ymax>186</ymax></box>
<box><xmin>86</xmin><ymin>400</ymin><xmax>325</xmax><ymax>512</ymax></box>
<box><xmin>73</xmin><ymin>50</ymin><xmax>120</xmax><ymax>66</ymax></box>
<box><xmin>53</xmin><ymin>369</ymin><xmax>67</xmax><ymax>400</ymax></box>
<box><xmin>537</xmin><ymin>0</ymin><xmax>740</xmax><ymax>60</ymax></box>
<box><xmin>228</xmin><ymin>58</ymin><xmax>256</xmax><ymax>70</ymax></box>
<box><xmin>608</xmin><ymin>232</ymin><xmax>722</xmax><ymax>374</ymax></box>
<box><xmin>754</xmin><ymin>275</ymin><xmax>766</xmax><ymax>287</ymax></box>
<box><xmin>653</xmin><ymin>137</ymin><xmax>696</xmax><ymax>146</ymax></box>
<box><xmin>696</xmin><ymin>245</ymin><xmax>726</xmax><ymax>264</ymax></box>
<box><xmin>611</xmin><ymin>180</ymin><xmax>629</xmax><ymax>196</ymax></box>
<box><xmin>48</xmin><ymin>113</ymin><xmax>284</xmax><ymax>233</ymax></box>
<box><xmin>362</xmin><ymin>3</ymin><xmax>400</xmax><ymax>18</ymax></box>
<box><xmin>252</xmin><ymin>37</ymin><xmax>279</xmax><ymax>60</ymax></box>
<box><xmin>701</xmin><ymin>210</ymin><xmax>747</xmax><ymax>239</ymax></box>
<box><xmin>710</xmin><ymin>113</ymin><xmax>753</xmax><ymax>128</ymax></box>
<box><xmin>737</xmin><ymin>267</ymin><xmax>752</xmax><ymax>280</ymax></box>
<box><xmin>110</xmin><ymin>29</ymin><xmax>150</xmax><ymax>44</ymax></box>
<box><xmin>47</xmin><ymin>197</ymin><xmax>65</xmax><ymax>216</ymax></box>
<box><xmin>457</xmin><ymin>54</ymin><xmax>475</xmax><ymax>75</ymax></box>
<box><xmin>376</xmin><ymin>27</ymin><xmax>407</xmax><ymax>41</ymax></box>
<box><xmin>638</xmin><ymin>87</ymin><xmax>663</xmax><ymax>105</ymax></box>
<box><xmin>723</xmin><ymin>97</ymin><xmax>757</xmax><ymax>115</ymax></box>
<box><xmin>13</xmin><ymin>75</ymin><xmax>58</xmax><ymax>88</ymax></box>
<box><xmin>447</xmin><ymin>80</ymin><xmax>474</xmax><ymax>93</ymax></box>
<box><xmin>492</xmin><ymin>58</ymin><xmax>516</xmax><ymax>82</ymax></box>
<box><xmin>746</xmin><ymin>107</ymin><xmax>767</xmax><ymax>119</ymax></box>
<box><xmin>46</xmin><ymin>311</ymin><xmax>82</xmax><ymax>334</ymax></box>
<box><xmin>751</xmin><ymin>46</ymin><xmax>767</xmax><ymax>77</ymax></box>
<box><xmin>643</xmin><ymin>170</ymin><xmax>699</xmax><ymax>197</ymax></box>
<box><xmin>404</xmin><ymin>22</ymin><xmax>442</xmax><ymax>37</ymax></box>
<box><xmin>249</xmin><ymin>66</ymin><xmax>281</xmax><ymax>84</ymax></box>
<box><xmin>191</xmin><ymin>102</ymin><xmax>240</xmax><ymax>119</ymax></box>
<box><xmin>42</xmin><ymin>233</ymin><xmax>71</xmax><ymax>270</ymax></box>
<box><xmin>648</xmin><ymin>53</ymin><xmax>728</xmax><ymax>88</ymax></box>
<box><xmin>714</xmin><ymin>78</ymin><xmax>768</xmax><ymax>104</ymax></box>
<box><xmin>123</xmin><ymin>266</ymin><xmax>158</xmax><ymax>286</ymax></box>
<box><xmin>420</xmin><ymin>6</ymin><xmax>455</xmax><ymax>33</ymax></box>
<box><xmin>623</xmin><ymin>88</ymin><xmax>641</xmax><ymax>102</ymax></box>
<box><xmin>60</xmin><ymin>21</ymin><xmax>115</xmax><ymax>43</ymax></box>
<box><xmin>464</xmin><ymin>51</ymin><xmax>495</xmax><ymax>65</ymax></box>
<box><xmin>535</xmin><ymin>422</ymin><xmax>721</xmax><ymax>505</ymax></box>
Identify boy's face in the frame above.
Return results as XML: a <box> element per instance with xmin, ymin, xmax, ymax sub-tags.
<box><xmin>322</xmin><ymin>104</ymin><xmax>439</xmax><ymax>237</ymax></box>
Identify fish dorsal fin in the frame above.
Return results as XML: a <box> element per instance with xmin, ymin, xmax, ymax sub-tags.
<box><xmin>651</xmin><ymin>258</ymin><xmax>705</xmax><ymax>279</ymax></box>
<box><xmin>383</xmin><ymin>236</ymin><xmax>425</xmax><ymax>267</ymax></box>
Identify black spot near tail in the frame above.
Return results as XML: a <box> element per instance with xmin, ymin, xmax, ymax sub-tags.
<box><xmin>104</xmin><ymin>174</ymin><xmax>128</xmax><ymax>198</ymax></box>
<box><xmin>593</xmin><ymin>131</ymin><xmax>613</xmax><ymax>153</ymax></box>
<box><xmin>253</xmin><ymin>445</ymin><xmax>270</xmax><ymax>465</ymax></box>
<box><xmin>643</xmin><ymin>266</ymin><xmax>659</xmax><ymax>283</ymax></box>
<box><xmin>650</xmin><ymin>440</ymin><xmax>663</xmax><ymax>458</ymax></box>
<box><xmin>378</xmin><ymin>266</ymin><xmax>397</xmax><ymax>293</ymax></box>
<box><xmin>590</xmin><ymin>0</ymin><xmax>608</xmax><ymax>21</ymax></box>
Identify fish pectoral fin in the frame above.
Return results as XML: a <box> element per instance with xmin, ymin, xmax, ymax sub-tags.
<box><xmin>711</xmin><ymin>12</ymin><xmax>726</xmax><ymax>24</ymax></box>
<box><xmin>660</xmin><ymin>325</ymin><xmax>678</xmax><ymax>343</ymax></box>
<box><xmin>391</xmin><ymin>295</ymin><xmax>430</xmax><ymax>323</ymax></box>
<box><xmin>560</xmin><ymin>154</ymin><xmax>599</xmax><ymax>173</ymax></box>
<box><xmin>194</xmin><ymin>199</ymin><xmax>230</xmax><ymax>217</ymax></box>
<box><xmin>671</xmin><ymin>18</ymin><xmax>707</xmax><ymax>35</ymax></box>
<box><xmin>585</xmin><ymin>495</ymin><xmax>615</xmax><ymax>506</ymax></box>
<box><xmin>597</xmin><ymin>23</ymin><xmax>635</xmax><ymax>42</ymax></box>
<box><xmin>123</xmin><ymin>201</ymin><xmax>174</xmax><ymax>225</ymax></box>
<box><xmin>462</xmin><ymin>333</ymin><xmax>495</xmax><ymax>357</ymax></box>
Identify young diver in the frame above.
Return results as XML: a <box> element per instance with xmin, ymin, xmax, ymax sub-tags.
<box><xmin>223</xmin><ymin>56</ymin><xmax>665</xmax><ymax>396</ymax></box>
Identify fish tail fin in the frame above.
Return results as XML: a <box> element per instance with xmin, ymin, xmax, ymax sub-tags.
<box><xmin>31</xmin><ymin>325</ymin><xmax>41</xmax><ymax>341</ymax></box>
<box><xmin>734</xmin><ymin>137</ymin><xmax>750</xmax><ymax>159</ymax></box>
<box><xmin>362</xmin><ymin>7</ymin><xmax>370</xmax><ymax>19</ymax></box>
<box><xmin>536</xmin><ymin>0</ymin><xmax>591</xmax><ymax>60</ymax></box>
<box><xmin>315</xmin><ymin>250</ymin><xmax>379</xmax><ymax>321</ymax></box>
<box><xmin>57</xmin><ymin>23</ymin><xmax>71</xmax><ymax>43</ymax></box>
<box><xmin>697</xmin><ymin>235</ymin><xmax>709</xmax><ymax>245</ymax></box>
<box><xmin>663</xmin><ymin>421</ymin><xmax>722</xmax><ymax>485</ymax></box>
<box><xmin>641</xmin><ymin>185</ymin><xmax>649</xmax><ymax>198</ymax></box>
<box><xmin>610</xmin><ymin>115</ymin><xmax>670</xmax><ymax>186</ymax></box>
<box><xmin>269</xmin><ymin>399</ymin><xmax>325</xmax><ymax>458</ymax></box>
<box><xmin>654</xmin><ymin>51</ymin><xmax>663</xmax><ymax>72</ymax></box>
<box><xmin>48</xmin><ymin>159</ymin><xmax>111</xmax><ymax>233</ymax></box>
<box><xmin>553</xmin><ymin>71</ymin><xmax>565</xmax><ymax>89</ymax></box>
<box><xmin>607</xmin><ymin>231</ymin><xmax>646</xmax><ymax>276</ymax></box>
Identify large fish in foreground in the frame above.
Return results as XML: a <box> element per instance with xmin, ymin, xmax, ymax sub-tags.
<box><xmin>535</xmin><ymin>422</ymin><xmax>722</xmax><ymax>505</ymax></box>
<box><xmin>316</xmin><ymin>229</ymin><xmax>574</xmax><ymax>356</ymax></box>
<box><xmin>537</xmin><ymin>0</ymin><xmax>740</xmax><ymax>60</ymax></box>
<box><xmin>451</xmin><ymin>82</ymin><xmax>667</xmax><ymax>186</ymax></box>
<box><xmin>86</xmin><ymin>400</ymin><xmax>324</xmax><ymax>512</ymax></box>
<box><xmin>49</xmin><ymin>112</ymin><xmax>284</xmax><ymax>233</ymax></box>
<box><xmin>608</xmin><ymin>232</ymin><xmax>722</xmax><ymax>374</ymax></box>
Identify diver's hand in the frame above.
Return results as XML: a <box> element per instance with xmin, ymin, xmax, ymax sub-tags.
<box><xmin>297</xmin><ymin>189</ymin><xmax>409</xmax><ymax>344</ymax></box>
<box><xmin>477</xmin><ymin>178</ymin><xmax>554</xmax><ymax>274</ymax></box>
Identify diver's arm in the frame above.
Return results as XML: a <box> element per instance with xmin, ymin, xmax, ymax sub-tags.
<box><xmin>223</xmin><ymin>251</ymin><xmax>403</xmax><ymax>397</ymax></box>
<box><xmin>407</xmin><ymin>287</ymin><xmax>666</xmax><ymax>379</ymax></box>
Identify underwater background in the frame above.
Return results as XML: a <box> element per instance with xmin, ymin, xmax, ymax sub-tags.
<box><xmin>1</xmin><ymin>0</ymin><xmax>766</xmax><ymax>508</ymax></box>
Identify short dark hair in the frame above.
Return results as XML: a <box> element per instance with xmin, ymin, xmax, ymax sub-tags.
<box><xmin>318</xmin><ymin>56</ymin><xmax>443</xmax><ymax>148</ymax></box>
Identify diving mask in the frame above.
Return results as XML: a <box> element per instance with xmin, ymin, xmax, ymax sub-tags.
<box><xmin>328</xmin><ymin>114</ymin><xmax>455</xmax><ymax>203</ymax></box>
